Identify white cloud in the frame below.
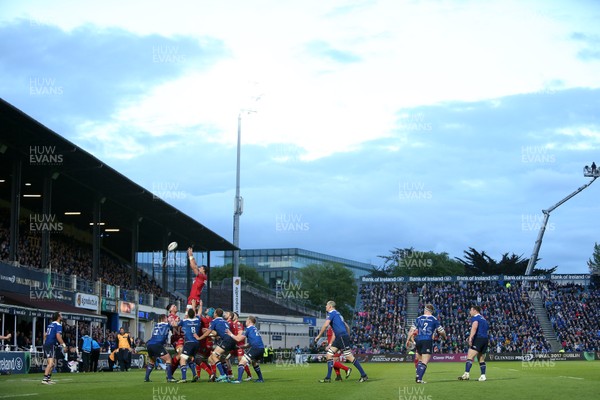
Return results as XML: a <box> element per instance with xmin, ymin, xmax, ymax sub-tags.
<box><xmin>5</xmin><ymin>0</ymin><xmax>600</xmax><ymax>162</ymax></box>
<box><xmin>3</xmin><ymin>0</ymin><xmax>600</xmax><ymax>273</ymax></box>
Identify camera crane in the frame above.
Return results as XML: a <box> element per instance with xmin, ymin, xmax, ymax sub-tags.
<box><xmin>524</xmin><ymin>164</ymin><xmax>599</xmax><ymax>275</ymax></box>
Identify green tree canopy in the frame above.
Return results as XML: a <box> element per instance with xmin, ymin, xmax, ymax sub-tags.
<box><xmin>296</xmin><ymin>263</ymin><xmax>357</xmax><ymax>318</ymax></box>
<box><xmin>456</xmin><ymin>247</ymin><xmax>557</xmax><ymax>275</ymax></box>
<box><xmin>376</xmin><ymin>247</ymin><xmax>464</xmax><ymax>277</ymax></box>
<box><xmin>587</xmin><ymin>242</ymin><xmax>600</xmax><ymax>275</ymax></box>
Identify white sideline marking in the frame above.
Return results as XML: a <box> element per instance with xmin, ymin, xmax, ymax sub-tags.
<box><xmin>558</xmin><ymin>376</ymin><xmax>584</xmax><ymax>380</ymax></box>
<box><xmin>0</xmin><ymin>394</ymin><xmax>39</xmax><ymax>399</ymax></box>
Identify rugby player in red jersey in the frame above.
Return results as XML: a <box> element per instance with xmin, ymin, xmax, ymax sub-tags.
<box><xmin>167</xmin><ymin>304</ymin><xmax>184</xmax><ymax>350</ymax></box>
<box><xmin>229</xmin><ymin>312</ymin><xmax>253</xmax><ymax>381</ymax></box>
<box><xmin>196</xmin><ymin>305</ymin><xmax>217</xmax><ymax>381</ymax></box>
<box><xmin>170</xmin><ymin>338</ymin><xmax>185</xmax><ymax>376</ymax></box>
<box><xmin>187</xmin><ymin>247</ymin><xmax>208</xmax><ymax>312</ymax></box>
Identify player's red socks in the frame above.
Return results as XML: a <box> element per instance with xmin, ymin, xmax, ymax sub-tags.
<box><xmin>198</xmin><ymin>362</ymin><xmax>212</xmax><ymax>376</ymax></box>
<box><xmin>333</xmin><ymin>361</ymin><xmax>348</xmax><ymax>371</ymax></box>
<box><xmin>244</xmin><ymin>365</ymin><xmax>252</xmax><ymax>377</ymax></box>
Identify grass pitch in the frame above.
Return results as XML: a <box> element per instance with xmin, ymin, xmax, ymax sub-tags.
<box><xmin>0</xmin><ymin>361</ymin><xmax>598</xmax><ymax>400</ymax></box>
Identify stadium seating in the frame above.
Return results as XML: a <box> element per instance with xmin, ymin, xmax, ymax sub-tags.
<box><xmin>351</xmin><ymin>283</ymin><xmax>408</xmax><ymax>353</ymax></box>
<box><xmin>351</xmin><ymin>280</ymin><xmax>564</xmax><ymax>354</ymax></box>
<box><xmin>542</xmin><ymin>281</ymin><xmax>600</xmax><ymax>351</ymax></box>
<box><xmin>0</xmin><ymin>217</ymin><xmax>165</xmax><ymax>298</ymax></box>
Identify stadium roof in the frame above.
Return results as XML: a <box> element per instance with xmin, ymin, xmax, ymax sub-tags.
<box><xmin>0</xmin><ymin>98</ymin><xmax>237</xmax><ymax>261</ymax></box>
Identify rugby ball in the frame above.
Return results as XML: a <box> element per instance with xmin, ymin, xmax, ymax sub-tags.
<box><xmin>168</xmin><ymin>241</ymin><xmax>178</xmax><ymax>251</ymax></box>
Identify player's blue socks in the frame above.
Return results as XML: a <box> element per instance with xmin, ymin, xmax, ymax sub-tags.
<box><xmin>254</xmin><ymin>365</ymin><xmax>263</xmax><ymax>380</ymax></box>
<box><xmin>417</xmin><ymin>362</ymin><xmax>427</xmax><ymax>380</ymax></box>
<box><xmin>181</xmin><ymin>364</ymin><xmax>187</xmax><ymax>380</ymax></box>
<box><xmin>480</xmin><ymin>362</ymin><xmax>486</xmax><ymax>375</ymax></box>
<box><xmin>166</xmin><ymin>364</ymin><xmax>173</xmax><ymax>380</ymax></box>
<box><xmin>352</xmin><ymin>359</ymin><xmax>367</xmax><ymax>377</ymax></box>
<box><xmin>216</xmin><ymin>361</ymin><xmax>226</xmax><ymax>376</ymax></box>
<box><xmin>237</xmin><ymin>365</ymin><xmax>244</xmax><ymax>382</ymax></box>
<box><xmin>326</xmin><ymin>359</ymin><xmax>333</xmax><ymax>379</ymax></box>
<box><xmin>189</xmin><ymin>361</ymin><xmax>197</xmax><ymax>378</ymax></box>
<box><xmin>145</xmin><ymin>363</ymin><xmax>154</xmax><ymax>380</ymax></box>
<box><xmin>465</xmin><ymin>359</ymin><xmax>473</xmax><ymax>373</ymax></box>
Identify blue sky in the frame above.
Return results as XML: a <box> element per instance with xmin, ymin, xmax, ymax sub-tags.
<box><xmin>1</xmin><ymin>0</ymin><xmax>599</xmax><ymax>273</ymax></box>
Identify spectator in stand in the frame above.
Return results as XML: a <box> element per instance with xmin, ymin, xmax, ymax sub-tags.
<box><xmin>542</xmin><ymin>282</ymin><xmax>600</xmax><ymax>351</ymax></box>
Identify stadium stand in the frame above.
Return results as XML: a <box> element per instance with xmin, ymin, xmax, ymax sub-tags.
<box><xmin>351</xmin><ymin>283</ymin><xmax>408</xmax><ymax>353</ymax></box>
<box><xmin>0</xmin><ymin>215</ymin><xmax>165</xmax><ymax>298</ymax></box>
<box><xmin>418</xmin><ymin>281</ymin><xmax>552</xmax><ymax>354</ymax></box>
<box><xmin>542</xmin><ymin>281</ymin><xmax>600</xmax><ymax>351</ymax></box>
<box><xmin>351</xmin><ymin>280</ymin><xmax>565</xmax><ymax>354</ymax></box>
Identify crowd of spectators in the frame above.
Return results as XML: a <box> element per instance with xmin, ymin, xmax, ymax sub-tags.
<box><xmin>542</xmin><ymin>281</ymin><xmax>600</xmax><ymax>351</ymax></box>
<box><xmin>0</xmin><ymin>217</ymin><xmax>165</xmax><ymax>298</ymax></box>
<box><xmin>351</xmin><ymin>280</ymin><xmax>557</xmax><ymax>354</ymax></box>
<box><xmin>351</xmin><ymin>283</ymin><xmax>408</xmax><ymax>354</ymax></box>
<box><xmin>417</xmin><ymin>280</ymin><xmax>552</xmax><ymax>354</ymax></box>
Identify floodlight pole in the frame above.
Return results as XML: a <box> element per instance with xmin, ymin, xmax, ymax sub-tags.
<box><xmin>233</xmin><ymin>112</ymin><xmax>243</xmax><ymax>278</ymax></box>
<box><xmin>524</xmin><ymin>166</ymin><xmax>598</xmax><ymax>275</ymax></box>
<box><xmin>231</xmin><ymin>108</ymin><xmax>256</xmax><ymax>312</ymax></box>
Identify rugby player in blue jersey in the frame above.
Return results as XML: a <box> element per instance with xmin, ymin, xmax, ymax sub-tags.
<box><xmin>145</xmin><ymin>314</ymin><xmax>177</xmax><ymax>382</ymax></box>
<box><xmin>42</xmin><ymin>312</ymin><xmax>67</xmax><ymax>385</ymax></box>
<box><xmin>406</xmin><ymin>304</ymin><xmax>446</xmax><ymax>383</ymax></box>
<box><xmin>459</xmin><ymin>305</ymin><xmax>489</xmax><ymax>382</ymax></box>
<box><xmin>197</xmin><ymin>308</ymin><xmax>238</xmax><ymax>383</ymax></box>
<box><xmin>315</xmin><ymin>301</ymin><xmax>368</xmax><ymax>383</ymax></box>
<box><xmin>227</xmin><ymin>315</ymin><xmax>265</xmax><ymax>383</ymax></box>
<box><xmin>177</xmin><ymin>308</ymin><xmax>202</xmax><ymax>383</ymax></box>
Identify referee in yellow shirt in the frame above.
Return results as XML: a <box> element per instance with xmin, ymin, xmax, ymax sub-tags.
<box><xmin>117</xmin><ymin>327</ymin><xmax>133</xmax><ymax>371</ymax></box>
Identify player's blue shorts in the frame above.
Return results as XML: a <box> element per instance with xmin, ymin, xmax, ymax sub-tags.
<box><xmin>43</xmin><ymin>343</ymin><xmax>56</xmax><ymax>359</ymax></box>
<box><xmin>147</xmin><ymin>343</ymin><xmax>168</xmax><ymax>359</ymax></box>
<box><xmin>216</xmin><ymin>337</ymin><xmax>237</xmax><ymax>353</ymax></box>
<box><xmin>331</xmin><ymin>333</ymin><xmax>353</xmax><ymax>351</ymax></box>
<box><xmin>470</xmin><ymin>337</ymin><xmax>488</xmax><ymax>354</ymax></box>
<box><xmin>415</xmin><ymin>339</ymin><xmax>433</xmax><ymax>355</ymax></box>
<box><xmin>182</xmin><ymin>341</ymin><xmax>200</xmax><ymax>357</ymax></box>
<box><xmin>244</xmin><ymin>347</ymin><xmax>264</xmax><ymax>363</ymax></box>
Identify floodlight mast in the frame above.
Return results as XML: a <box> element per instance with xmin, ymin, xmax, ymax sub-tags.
<box><xmin>524</xmin><ymin>166</ymin><xmax>599</xmax><ymax>275</ymax></box>
<box><xmin>232</xmin><ymin>109</ymin><xmax>256</xmax><ymax>279</ymax></box>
